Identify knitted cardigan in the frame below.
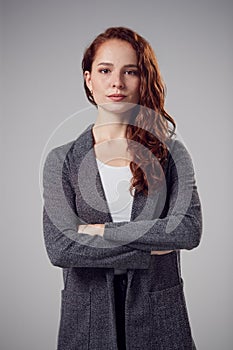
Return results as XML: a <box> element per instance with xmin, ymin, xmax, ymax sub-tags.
<box><xmin>43</xmin><ymin>123</ymin><xmax>202</xmax><ymax>349</ymax></box>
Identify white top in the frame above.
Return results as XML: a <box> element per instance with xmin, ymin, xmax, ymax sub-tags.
<box><xmin>96</xmin><ymin>158</ymin><xmax>135</xmax><ymax>275</ymax></box>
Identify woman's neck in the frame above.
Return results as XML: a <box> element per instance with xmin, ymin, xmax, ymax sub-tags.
<box><xmin>92</xmin><ymin>123</ymin><xmax>127</xmax><ymax>144</ymax></box>
<box><xmin>92</xmin><ymin>107</ymin><xmax>133</xmax><ymax>166</ymax></box>
<box><xmin>93</xmin><ymin>108</ymin><xmax>132</xmax><ymax>144</ymax></box>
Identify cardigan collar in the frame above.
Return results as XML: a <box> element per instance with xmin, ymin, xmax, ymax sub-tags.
<box><xmin>71</xmin><ymin>123</ymin><xmax>166</xmax><ymax>224</ymax></box>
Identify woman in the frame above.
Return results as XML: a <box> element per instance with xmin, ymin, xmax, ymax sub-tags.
<box><xmin>43</xmin><ymin>27</ymin><xmax>202</xmax><ymax>350</ymax></box>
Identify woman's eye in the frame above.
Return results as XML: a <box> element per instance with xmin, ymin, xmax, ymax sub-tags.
<box><xmin>125</xmin><ymin>70</ymin><xmax>138</xmax><ymax>75</ymax></box>
<box><xmin>99</xmin><ymin>69</ymin><xmax>110</xmax><ymax>74</ymax></box>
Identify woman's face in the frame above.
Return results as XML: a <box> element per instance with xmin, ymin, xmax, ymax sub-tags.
<box><xmin>84</xmin><ymin>39</ymin><xmax>140</xmax><ymax>112</ymax></box>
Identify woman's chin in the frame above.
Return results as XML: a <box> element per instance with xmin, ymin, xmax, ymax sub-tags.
<box><xmin>99</xmin><ymin>101</ymin><xmax>137</xmax><ymax>115</ymax></box>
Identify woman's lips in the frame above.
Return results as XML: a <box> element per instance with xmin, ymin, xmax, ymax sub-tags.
<box><xmin>107</xmin><ymin>94</ymin><xmax>126</xmax><ymax>102</ymax></box>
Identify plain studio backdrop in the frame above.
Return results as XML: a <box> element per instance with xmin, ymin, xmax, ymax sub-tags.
<box><xmin>1</xmin><ymin>0</ymin><xmax>232</xmax><ymax>349</ymax></box>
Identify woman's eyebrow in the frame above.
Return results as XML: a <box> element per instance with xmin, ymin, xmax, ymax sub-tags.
<box><xmin>124</xmin><ymin>64</ymin><xmax>138</xmax><ymax>68</ymax></box>
<box><xmin>97</xmin><ymin>62</ymin><xmax>138</xmax><ymax>68</ymax></box>
<box><xmin>97</xmin><ymin>62</ymin><xmax>113</xmax><ymax>66</ymax></box>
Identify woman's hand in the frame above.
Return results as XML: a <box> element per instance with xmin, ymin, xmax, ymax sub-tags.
<box><xmin>78</xmin><ymin>224</ymin><xmax>105</xmax><ymax>236</ymax></box>
<box><xmin>150</xmin><ymin>250</ymin><xmax>174</xmax><ymax>255</ymax></box>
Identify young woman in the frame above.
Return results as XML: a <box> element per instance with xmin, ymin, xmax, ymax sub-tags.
<box><xmin>43</xmin><ymin>27</ymin><xmax>202</xmax><ymax>350</ymax></box>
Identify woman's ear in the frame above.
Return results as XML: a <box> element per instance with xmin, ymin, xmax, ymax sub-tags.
<box><xmin>84</xmin><ymin>71</ymin><xmax>92</xmax><ymax>92</ymax></box>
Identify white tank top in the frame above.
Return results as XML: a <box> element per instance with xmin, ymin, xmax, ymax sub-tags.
<box><xmin>96</xmin><ymin>158</ymin><xmax>135</xmax><ymax>275</ymax></box>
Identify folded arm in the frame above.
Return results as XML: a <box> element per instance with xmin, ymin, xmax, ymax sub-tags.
<box><xmin>103</xmin><ymin>139</ymin><xmax>203</xmax><ymax>252</ymax></box>
<box><xmin>42</xmin><ymin>145</ymin><xmax>151</xmax><ymax>269</ymax></box>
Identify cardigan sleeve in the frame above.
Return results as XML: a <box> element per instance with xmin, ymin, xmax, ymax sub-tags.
<box><xmin>103</xmin><ymin>139</ymin><xmax>203</xmax><ymax>251</ymax></box>
<box><xmin>42</xmin><ymin>146</ymin><xmax>151</xmax><ymax>269</ymax></box>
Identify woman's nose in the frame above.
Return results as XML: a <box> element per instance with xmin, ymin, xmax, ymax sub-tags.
<box><xmin>111</xmin><ymin>72</ymin><xmax>125</xmax><ymax>89</ymax></box>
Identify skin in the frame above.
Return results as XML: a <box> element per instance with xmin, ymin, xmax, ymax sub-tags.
<box><xmin>84</xmin><ymin>39</ymin><xmax>140</xmax><ymax>120</ymax></box>
<box><xmin>79</xmin><ymin>39</ymin><xmax>173</xmax><ymax>255</ymax></box>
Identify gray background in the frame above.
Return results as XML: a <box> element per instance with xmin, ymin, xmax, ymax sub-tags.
<box><xmin>1</xmin><ymin>0</ymin><xmax>232</xmax><ymax>349</ymax></box>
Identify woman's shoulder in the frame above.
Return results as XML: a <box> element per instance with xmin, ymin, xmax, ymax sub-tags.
<box><xmin>165</xmin><ymin>134</ymin><xmax>196</xmax><ymax>177</ymax></box>
<box><xmin>166</xmin><ymin>134</ymin><xmax>193</xmax><ymax>160</ymax></box>
<box><xmin>44</xmin><ymin>123</ymin><xmax>94</xmax><ymax>164</ymax></box>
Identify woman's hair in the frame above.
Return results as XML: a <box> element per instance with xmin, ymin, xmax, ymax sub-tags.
<box><xmin>82</xmin><ymin>27</ymin><xmax>176</xmax><ymax>196</ymax></box>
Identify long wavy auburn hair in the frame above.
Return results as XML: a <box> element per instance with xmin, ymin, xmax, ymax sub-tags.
<box><xmin>82</xmin><ymin>27</ymin><xmax>176</xmax><ymax>196</ymax></box>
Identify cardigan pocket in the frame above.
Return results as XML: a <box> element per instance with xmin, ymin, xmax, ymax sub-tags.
<box><xmin>57</xmin><ymin>289</ymin><xmax>91</xmax><ymax>350</ymax></box>
<box><xmin>147</xmin><ymin>281</ymin><xmax>193</xmax><ymax>350</ymax></box>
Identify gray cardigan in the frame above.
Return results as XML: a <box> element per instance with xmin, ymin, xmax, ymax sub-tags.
<box><xmin>43</xmin><ymin>123</ymin><xmax>202</xmax><ymax>349</ymax></box>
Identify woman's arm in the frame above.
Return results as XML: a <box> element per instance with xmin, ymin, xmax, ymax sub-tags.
<box><xmin>76</xmin><ymin>139</ymin><xmax>202</xmax><ymax>254</ymax></box>
<box><xmin>102</xmin><ymin>139</ymin><xmax>203</xmax><ymax>252</ymax></box>
<box><xmin>42</xmin><ymin>146</ymin><xmax>151</xmax><ymax>269</ymax></box>
<box><xmin>78</xmin><ymin>224</ymin><xmax>174</xmax><ymax>255</ymax></box>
